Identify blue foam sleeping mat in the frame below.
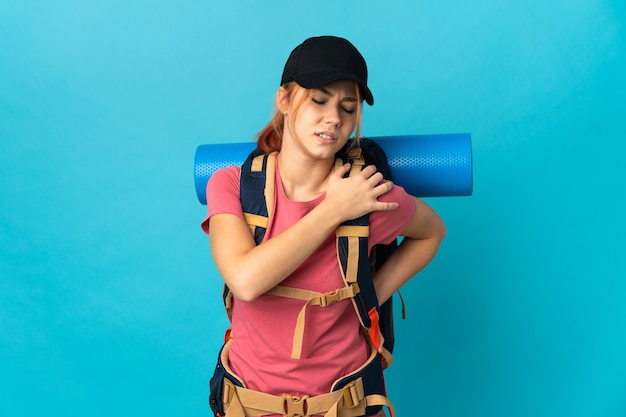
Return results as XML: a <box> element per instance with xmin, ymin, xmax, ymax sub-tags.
<box><xmin>194</xmin><ymin>133</ymin><xmax>473</xmax><ymax>205</ymax></box>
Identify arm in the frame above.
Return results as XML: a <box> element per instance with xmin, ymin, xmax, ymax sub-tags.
<box><xmin>373</xmin><ymin>197</ymin><xmax>446</xmax><ymax>304</ymax></box>
<box><xmin>209</xmin><ymin>161</ymin><xmax>398</xmax><ymax>302</ymax></box>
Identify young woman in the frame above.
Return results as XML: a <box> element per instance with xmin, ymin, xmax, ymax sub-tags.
<box><xmin>202</xmin><ymin>36</ymin><xmax>446</xmax><ymax>417</ymax></box>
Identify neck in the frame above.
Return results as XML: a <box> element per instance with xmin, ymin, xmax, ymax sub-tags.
<box><xmin>277</xmin><ymin>149</ymin><xmax>336</xmax><ymax>202</ymax></box>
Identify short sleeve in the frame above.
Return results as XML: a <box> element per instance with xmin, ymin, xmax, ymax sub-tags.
<box><xmin>368</xmin><ymin>183</ymin><xmax>417</xmax><ymax>248</ymax></box>
<box><xmin>200</xmin><ymin>166</ymin><xmax>243</xmax><ymax>234</ymax></box>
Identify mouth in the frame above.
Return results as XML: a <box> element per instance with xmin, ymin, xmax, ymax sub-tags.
<box><xmin>316</xmin><ymin>132</ymin><xmax>337</xmax><ymax>142</ymax></box>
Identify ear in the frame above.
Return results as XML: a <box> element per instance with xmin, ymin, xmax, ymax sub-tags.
<box><xmin>276</xmin><ymin>86</ymin><xmax>290</xmax><ymax>115</ymax></box>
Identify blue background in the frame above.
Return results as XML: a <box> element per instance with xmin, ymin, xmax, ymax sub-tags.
<box><xmin>1</xmin><ymin>1</ymin><xmax>625</xmax><ymax>416</ymax></box>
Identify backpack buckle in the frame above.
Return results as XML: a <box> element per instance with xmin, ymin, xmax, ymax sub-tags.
<box><xmin>320</xmin><ymin>290</ymin><xmax>341</xmax><ymax>307</ymax></box>
<box><xmin>283</xmin><ymin>394</ymin><xmax>309</xmax><ymax>417</ymax></box>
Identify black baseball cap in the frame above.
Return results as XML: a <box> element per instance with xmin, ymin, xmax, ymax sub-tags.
<box><xmin>280</xmin><ymin>36</ymin><xmax>374</xmax><ymax>105</ymax></box>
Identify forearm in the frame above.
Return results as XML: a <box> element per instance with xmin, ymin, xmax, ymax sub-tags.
<box><xmin>373</xmin><ymin>235</ymin><xmax>443</xmax><ymax>304</ymax></box>
<box><xmin>210</xmin><ymin>203</ymin><xmax>343</xmax><ymax>301</ymax></box>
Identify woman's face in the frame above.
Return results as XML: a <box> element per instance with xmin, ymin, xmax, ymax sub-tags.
<box><xmin>282</xmin><ymin>79</ymin><xmax>360</xmax><ymax>161</ymax></box>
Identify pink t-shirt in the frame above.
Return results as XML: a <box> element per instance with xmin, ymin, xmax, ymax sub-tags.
<box><xmin>201</xmin><ymin>158</ymin><xmax>416</xmax><ymax>400</ymax></box>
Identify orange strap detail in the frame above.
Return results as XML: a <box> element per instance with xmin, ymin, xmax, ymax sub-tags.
<box><xmin>224</xmin><ymin>327</ymin><xmax>233</xmax><ymax>343</ymax></box>
<box><xmin>367</xmin><ymin>307</ymin><xmax>383</xmax><ymax>352</ymax></box>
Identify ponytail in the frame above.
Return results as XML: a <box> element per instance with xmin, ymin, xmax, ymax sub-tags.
<box><xmin>256</xmin><ymin>82</ymin><xmax>300</xmax><ymax>154</ymax></box>
<box><xmin>256</xmin><ymin>111</ymin><xmax>284</xmax><ymax>154</ymax></box>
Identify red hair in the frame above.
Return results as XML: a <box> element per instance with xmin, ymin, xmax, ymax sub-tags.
<box><xmin>256</xmin><ymin>81</ymin><xmax>363</xmax><ymax>154</ymax></box>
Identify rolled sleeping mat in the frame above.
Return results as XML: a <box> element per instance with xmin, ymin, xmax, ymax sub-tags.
<box><xmin>194</xmin><ymin>133</ymin><xmax>473</xmax><ymax>205</ymax></box>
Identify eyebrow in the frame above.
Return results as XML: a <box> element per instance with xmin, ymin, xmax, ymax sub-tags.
<box><xmin>316</xmin><ymin>87</ymin><xmax>358</xmax><ymax>102</ymax></box>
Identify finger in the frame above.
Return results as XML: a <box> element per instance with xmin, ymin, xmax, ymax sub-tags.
<box><xmin>333</xmin><ymin>158</ymin><xmax>351</xmax><ymax>177</ymax></box>
<box><xmin>372</xmin><ymin>180</ymin><xmax>394</xmax><ymax>197</ymax></box>
<box><xmin>367</xmin><ymin>171</ymin><xmax>385</xmax><ymax>185</ymax></box>
<box><xmin>374</xmin><ymin>200</ymin><xmax>399</xmax><ymax>211</ymax></box>
<box><xmin>359</xmin><ymin>164</ymin><xmax>378</xmax><ymax>178</ymax></box>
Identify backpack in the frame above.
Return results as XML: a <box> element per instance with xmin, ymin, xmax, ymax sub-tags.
<box><xmin>209</xmin><ymin>138</ymin><xmax>400</xmax><ymax>417</ymax></box>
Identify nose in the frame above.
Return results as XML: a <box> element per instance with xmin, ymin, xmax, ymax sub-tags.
<box><xmin>325</xmin><ymin>105</ymin><xmax>341</xmax><ymax>127</ymax></box>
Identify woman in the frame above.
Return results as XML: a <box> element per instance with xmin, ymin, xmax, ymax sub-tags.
<box><xmin>202</xmin><ymin>36</ymin><xmax>446</xmax><ymax>417</ymax></box>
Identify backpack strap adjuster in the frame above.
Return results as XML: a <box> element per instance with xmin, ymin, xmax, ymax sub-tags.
<box><xmin>346</xmin><ymin>147</ymin><xmax>365</xmax><ymax>177</ymax></box>
<box><xmin>341</xmin><ymin>380</ymin><xmax>361</xmax><ymax>409</ymax></box>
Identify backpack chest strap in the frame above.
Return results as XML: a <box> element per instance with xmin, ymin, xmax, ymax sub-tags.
<box><xmin>266</xmin><ymin>283</ymin><xmax>360</xmax><ymax>360</ymax></box>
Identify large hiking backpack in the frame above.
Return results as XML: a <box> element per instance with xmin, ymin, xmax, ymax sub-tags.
<box><xmin>209</xmin><ymin>138</ymin><xmax>401</xmax><ymax>417</ymax></box>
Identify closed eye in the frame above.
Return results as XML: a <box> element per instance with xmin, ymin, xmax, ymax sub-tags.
<box><xmin>312</xmin><ymin>89</ymin><xmax>357</xmax><ymax>114</ymax></box>
<box><xmin>313</xmin><ymin>98</ymin><xmax>354</xmax><ymax>114</ymax></box>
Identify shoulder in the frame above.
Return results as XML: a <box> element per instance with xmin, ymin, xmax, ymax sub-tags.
<box><xmin>369</xmin><ymin>183</ymin><xmax>417</xmax><ymax>245</ymax></box>
<box><xmin>207</xmin><ymin>166</ymin><xmax>241</xmax><ymax>197</ymax></box>
<box><xmin>201</xmin><ymin>166</ymin><xmax>243</xmax><ymax>234</ymax></box>
<box><xmin>208</xmin><ymin>166</ymin><xmax>241</xmax><ymax>187</ymax></box>
<box><xmin>377</xmin><ymin>181</ymin><xmax>416</xmax><ymax>209</ymax></box>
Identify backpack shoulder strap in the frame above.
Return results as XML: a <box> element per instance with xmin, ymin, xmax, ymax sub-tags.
<box><xmin>239</xmin><ymin>149</ymin><xmax>278</xmax><ymax>244</ymax></box>
<box><xmin>357</xmin><ymin>138</ymin><xmax>402</xmax><ymax>355</ymax></box>
<box><xmin>221</xmin><ymin>149</ymin><xmax>277</xmax><ymax>326</ymax></box>
<box><xmin>338</xmin><ymin>144</ymin><xmax>392</xmax><ymax>365</ymax></box>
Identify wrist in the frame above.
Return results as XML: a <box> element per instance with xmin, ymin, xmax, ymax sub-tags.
<box><xmin>311</xmin><ymin>199</ymin><xmax>344</xmax><ymax>231</ymax></box>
